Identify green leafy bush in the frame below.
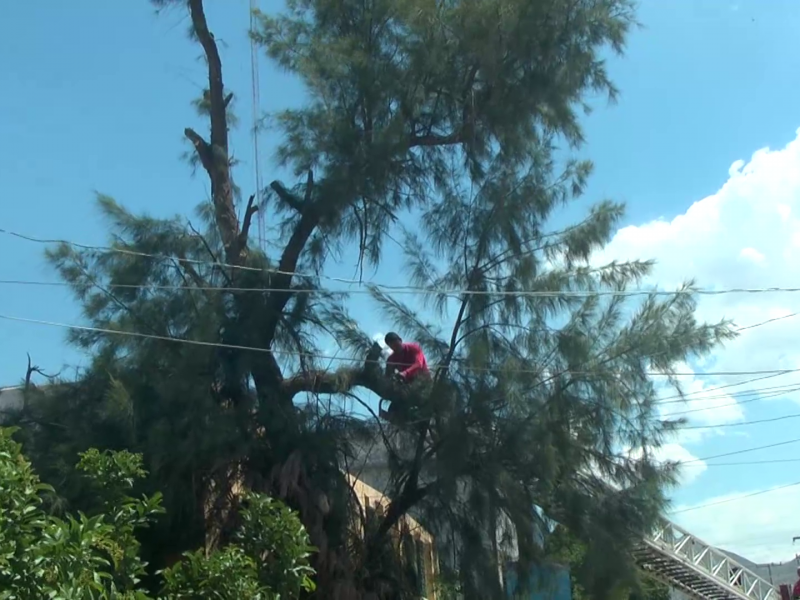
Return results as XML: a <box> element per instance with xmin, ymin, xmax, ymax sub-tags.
<box><xmin>0</xmin><ymin>427</ymin><xmax>315</xmax><ymax>599</ymax></box>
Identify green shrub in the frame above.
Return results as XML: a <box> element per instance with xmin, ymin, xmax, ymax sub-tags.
<box><xmin>0</xmin><ymin>427</ymin><xmax>315</xmax><ymax>599</ymax></box>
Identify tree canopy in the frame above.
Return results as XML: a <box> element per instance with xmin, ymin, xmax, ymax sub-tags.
<box><xmin>5</xmin><ymin>0</ymin><xmax>735</xmax><ymax>598</ymax></box>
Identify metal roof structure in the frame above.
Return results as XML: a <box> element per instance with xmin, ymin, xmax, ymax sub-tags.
<box><xmin>636</xmin><ymin>519</ymin><xmax>778</xmax><ymax>600</ymax></box>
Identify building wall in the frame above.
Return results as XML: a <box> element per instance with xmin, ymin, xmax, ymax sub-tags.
<box><xmin>347</xmin><ymin>473</ymin><xmax>439</xmax><ymax>599</ymax></box>
<box><xmin>0</xmin><ymin>387</ymin><xmax>23</xmax><ymax>414</ymax></box>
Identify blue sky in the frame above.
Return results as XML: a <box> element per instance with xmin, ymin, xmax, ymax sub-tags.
<box><xmin>3</xmin><ymin>0</ymin><xmax>800</xmax><ymax>561</ymax></box>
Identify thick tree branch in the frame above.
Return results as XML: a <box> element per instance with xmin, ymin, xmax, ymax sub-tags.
<box><xmin>185</xmin><ymin>0</ymin><xmax>241</xmax><ymax>266</ymax></box>
<box><xmin>187</xmin><ymin>0</ymin><xmax>227</xmax><ymax>153</ymax></box>
<box><xmin>280</xmin><ymin>342</ymin><xmax>396</xmax><ymax>400</ymax></box>
<box><xmin>261</xmin><ymin>172</ymin><xmax>318</xmax><ymax>347</ymax></box>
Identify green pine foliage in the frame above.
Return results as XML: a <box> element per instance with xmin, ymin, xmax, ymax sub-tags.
<box><xmin>0</xmin><ymin>427</ymin><xmax>315</xmax><ymax>599</ymax></box>
<box><xmin>545</xmin><ymin>524</ymin><xmax>671</xmax><ymax>600</ymax></box>
<box><xmin>5</xmin><ymin>0</ymin><xmax>737</xmax><ymax>598</ymax></box>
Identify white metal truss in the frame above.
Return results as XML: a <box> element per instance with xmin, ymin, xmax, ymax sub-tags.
<box><xmin>635</xmin><ymin>518</ymin><xmax>778</xmax><ymax>600</ymax></box>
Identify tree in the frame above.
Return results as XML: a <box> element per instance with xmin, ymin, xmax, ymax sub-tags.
<box><xmin>545</xmin><ymin>524</ymin><xmax>671</xmax><ymax>600</ymax></box>
<box><xmin>8</xmin><ymin>0</ymin><xmax>735</xmax><ymax>597</ymax></box>
<box><xmin>0</xmin><ymin>426</ymin><xmax>315</xmax><ymax>599</ymax></box>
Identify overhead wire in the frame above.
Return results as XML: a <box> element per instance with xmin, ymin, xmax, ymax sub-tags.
<box><xmin>668</xmin><ymin>435</ymin><xmax>800</xmax><ymax>516</ymax></box>
<box><xmin>6</xmin><ymin>230</ymin><xmax>800</xmax><ymax>439</ymax></box>
<box><xmin>660</xmin><ymin>385</ymin><xmax>800</xmax><ymax>418</ymax></box>
<box><xmin>677</xmin><ymin>410</ymin><xmax>800</xmax><ymax>430</ymax></box>
<box><xmin>686</xmin><ymin>436</ymin><xmax>800</xmax><ymax>463</ymax></box>
<box><xmin>7</xmin><ymin>226</ymin><xmax>800</xmax><ymax>298</ymax></box>
<box><xmin>6</xmin><ymin>229</ymin><xmax>800</xmax><ymax>510</ymax></box>
<box><xmin>684</xmin><ymin>458</ymin><xmax>800</xmax><ymax>467</ymax></box>
<box><xmin>5</xmin><ymin>311</ymin><xmax>800</xmax><ymax>431</ymax></box>
<box><xmin>658</xmin><ymin>376</ymin><xmax>800</xmax><ymax>405</ymax></box>
<box><xmin>669</xmin><ymin>480</ymin><xmax>800</xmax><ymax>515</ymax></box>
<box><xmin>1</xmin><ymin>312</ymin><xmax>799</xmax><ymax>378</ymax></box>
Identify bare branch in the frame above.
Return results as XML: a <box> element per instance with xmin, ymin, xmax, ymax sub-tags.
<box><xmin>184</xmin><ymin>127</ymin><xmax>213</xmax><ymax>170</ymax></box>
<box><xmin>237</xmin><ymin>194</ymin><xmax>259</xmax><ymax>253</ymax></box>
<box><xmin>185</xmin><ymin>0</ymin><xmax>241</xmax><ymax>266</ymax></box>
<box><xmin>187</xmin><ymin>0</ymin><xmax>227</xmax><ymax>152</ymax></box>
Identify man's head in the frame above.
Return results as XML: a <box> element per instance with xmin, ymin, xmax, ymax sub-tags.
<box><xmin>385</xmin><ymin>332</ymin><xmax>403</xmax><ymax>353</ymax></box>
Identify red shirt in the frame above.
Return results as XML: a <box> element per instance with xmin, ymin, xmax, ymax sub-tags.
<box><xmin>792</xmin><ymin>580</ymin><xmax>800</xmax><ymax>599</ymax></box>
<box><xmin>386</xmin><ymin>342</ymin><xmax>429</xmax><ymax>380</ymax></box>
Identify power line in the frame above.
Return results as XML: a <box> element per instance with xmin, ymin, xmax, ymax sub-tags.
<box><xmin>669</xmin><ymin>480</ymin><xmax>800</xmax><ymax>515</ymax></box>
<box><xmin>679</xmin><ymin>411</ymin><xmax>800</xmax><ymax>430</ymax></box>
<box><xmin>687</xmin><ymin>437</ymin><xmax>800</xmax><ymax>464</ymax></box>
<box><xmin>6</xmin><ymin>277</ymin><xmax>800</xmax><ymax>302</ymax></box>
<box><xmin>8</xmin><ymin>311</ymin><xmax>800</xmax><ymax>454</ymax></box>
<box><xmin>657</xmin><ymin>371</ymin><xmax>800</xmax><ymax>404</ymax></box>
<box><xmin>685</xmin><ymin>458</ymin><xmax>800</xmax><ymax>467</ymax></box>
<box><xmin>8</xmin><ymin>227</ymin><xmax>800</xmax><ymax>299</ymax></box>
<box><xmin>659</xmin><ymin>380</ymin><xmax>800</xmax><ymax>406</ymax></box>
<box><xmin>3</xmin><ymin>312</ymin><xmax>800</xmax><ymax>378</ymax></box>
<box><xmin>660</xmin><ymin>385</ymin><xmax>800</xmax><ymax>418</ymax></box>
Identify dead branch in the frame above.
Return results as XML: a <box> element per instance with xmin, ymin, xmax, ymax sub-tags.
<box><xmin>236</xmin><ymin>194</ymin><xmax>259</xmax><ymax>255</ymax></box>
<box><xmin>185</xmin><ymin>0</ymin><xmax>242</xmax><ymax>266</ymax></box>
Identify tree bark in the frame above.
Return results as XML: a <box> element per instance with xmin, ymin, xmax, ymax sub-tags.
<box><xmin>185</xmin><ymin>0</ymin><xmax>246</xmax><ymax>267</ymax></box>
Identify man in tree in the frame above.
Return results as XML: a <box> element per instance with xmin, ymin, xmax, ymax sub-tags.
<box><xmin>380</xmin><ymin>333</ymin><xmax>430</xmax><ymax>424</ymax></box>
<box><xmin>384</xmin><ymin>332</ymin><xmax>429</xmax><ymax>383</ymax></box>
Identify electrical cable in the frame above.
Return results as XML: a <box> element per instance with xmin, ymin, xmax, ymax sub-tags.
<box><xmin>669</xmin><ymin>480</ymin><xmax>800</xmax><ymax>515</ymax></box>
<box><xmin>686</xmin><ymin>437</ymin><xmax>800</xmax><ymax>464</ymax></box>
<box><xmin>10</xmin><ymin>229</ymin><xmax>800</xmax><ymax>524</ymax></box>
<box><xmin>5</xmin><ymin>277</ymin><xmax>800</xmax><ymax>301</ymax></box>
<box><xmin>5</xmin><ymin>294</ymin><xmax>800</xmax><ymax>511</ymax></box>
<box><xmin>659</xmin><ymin>380</ymin><xmax>800</xmax><ymax>406</ymax></box>
<box><xmin>2</xmin><ymin>312</ymin><xmax>800</xmax><ymax>378</ymax></box>
<box><xmin>8</xmin><ymin>227</ymin><xmax>800</xmax><ymax>298</ymax></box>
<box><xmin>660</xmin><ymin>385</ymin><xmax>800</xmax><ymax>418</ymax></box>
<box><xmin>657</xmin><ymin>370</ymin><xmax>800</xmax><ymax>404</ymax></box>
<box><xmin>678</xmin><ymin>411</ymin><xmax>800</xmax><ymax>430</ymax></box>
<box><xmin>5</xmin><ymin>310</ymin><xmax>800</xmax><ymax>430</ymax></box>
<box><xmin>685</xmin><ymin>458</ymin><xmax>800</xmax><ymax>467</ymax></box>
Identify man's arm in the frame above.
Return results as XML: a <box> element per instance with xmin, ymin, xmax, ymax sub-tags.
<box><xmin>399</xmin><ymin>344</ymin><xmax>425</xmax><ymax>379</ymax></box>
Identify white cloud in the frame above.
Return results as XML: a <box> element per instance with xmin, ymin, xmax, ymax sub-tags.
<box><xmin>658</xmin><ymin>374</ymin><xmax>746</xmax><ymax>445</ymax></box>
<box><xmin>594</xmin><ymin>127</ymin><xmax>800</xmax><ymax>563</ymax></box>
<box><xmin>672</xmin><ymin>483</ymin><xmax>800</xmax><ymax>563</ymax></box>
<box><xmin>599</xmin><ymin>128</ymin><xmax>800</xmax><ymax>425</ymax></box>
<box><xmin>626</xmin><ymin>443</ymin><xmax>708</xmax><ymax>485</ymax></box>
